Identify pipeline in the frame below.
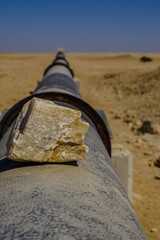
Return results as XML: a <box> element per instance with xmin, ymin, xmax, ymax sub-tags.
<box><xmin>0</xmin><ymin>51</ymin><xmax>146</xmax><ymax>239</ymax></box>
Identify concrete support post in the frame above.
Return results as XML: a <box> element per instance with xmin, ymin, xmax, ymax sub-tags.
<box><xmin>111</xmin><ymin>143</ymin><xmax>133</xmax><ymax>201</ymax></box>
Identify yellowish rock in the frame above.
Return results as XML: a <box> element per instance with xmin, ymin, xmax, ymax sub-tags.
<box><xmin>7</xmin><ymin>97</ymin><xmax>89</xmax><ymax>162</ymax></box>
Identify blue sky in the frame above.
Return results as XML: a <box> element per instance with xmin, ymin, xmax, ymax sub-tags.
<box><xmin>0</xmin><ymin>0</ymin><xmax>160</xmax><ymax>53</ymax></box>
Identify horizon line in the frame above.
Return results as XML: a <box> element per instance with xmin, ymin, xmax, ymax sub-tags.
<box><xmin>0</xmin><ymin>51</ymin><xmax>160</xmax><ymax>55</ymax></box>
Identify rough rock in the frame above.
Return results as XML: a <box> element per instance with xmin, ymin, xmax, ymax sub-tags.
<box><xmin>138</xmin><ymin>121</ymin><xmax>160</xmax><ymax>134</ymax></box>
<box><xmin>155</xmin><ymin>174</ymin><xmax>160</xmax><ymax>180</ymax></box>
<box><xmin>150</xmin><ymin>228</ymin><xmax>158</xmax><ymax>232</ymax></box>
<box><xmin>154</xmin><ymin>157</ymin><xmax>160</xmax><ymax>168</ymax></box>
<box><xmin>140</xmin><ymin>56</ymin><xmax>153</xmax><ymax>62</ymax></box>
<box><xmin>143</xmin><ymin>151</ymin><xmax>152</xmax><ymax>156</ymax></box>
<box><xmin>7</xmin><ymin>97</ymin><xmax>89</xmax><ymax>162</ymax></box>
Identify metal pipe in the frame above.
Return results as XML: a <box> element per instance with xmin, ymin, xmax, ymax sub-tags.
<box><xmin>0</xmin><ymin>51</ymin><xmax>147</xmax><ymax>239</ymax></box>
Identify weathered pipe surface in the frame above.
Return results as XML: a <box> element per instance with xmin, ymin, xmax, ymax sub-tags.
<box><xmin>0</xmin><ymin>51</ymin><xmax>147</xmax><ymax>239</ymax></box>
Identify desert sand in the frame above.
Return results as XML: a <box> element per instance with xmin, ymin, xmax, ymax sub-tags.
<box><xmin>0</xmin><ymin>53</ymin><xmax>160</xmax><ymax>240</ymax></box>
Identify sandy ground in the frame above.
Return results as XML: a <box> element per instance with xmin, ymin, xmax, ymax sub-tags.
<box><xmin>0</xmin><ymin>53</ymin><xmax>160</xmax><ymax>240</ymax></box>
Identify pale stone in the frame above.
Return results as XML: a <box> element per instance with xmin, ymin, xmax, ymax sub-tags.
<box><xmin>7</xmin><ymin>97</ymin><xmax>89</xmax><ymax>162</ymax></box>
<box><xmin>150</xmin><ymin>228</ymin><xmax>158</xmax><ymax>232</ymax></box>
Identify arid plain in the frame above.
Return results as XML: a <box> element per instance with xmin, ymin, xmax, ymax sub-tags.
<box><xmin>0</xmin><ymin>53</ymin><xmax>160</xmax><ymax>240</ymax></box>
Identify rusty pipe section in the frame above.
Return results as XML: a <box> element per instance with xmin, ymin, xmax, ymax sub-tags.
<box><xmin>0</xmin><ymin>51</ymin><xmax>147</xmax><ymax>239</ymax></box>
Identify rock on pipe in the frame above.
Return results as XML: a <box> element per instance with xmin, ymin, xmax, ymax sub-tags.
<box><xmin>0</xmin><ymin>50</ymin><xmax>147</xmax><ymax>239</ymax></box>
